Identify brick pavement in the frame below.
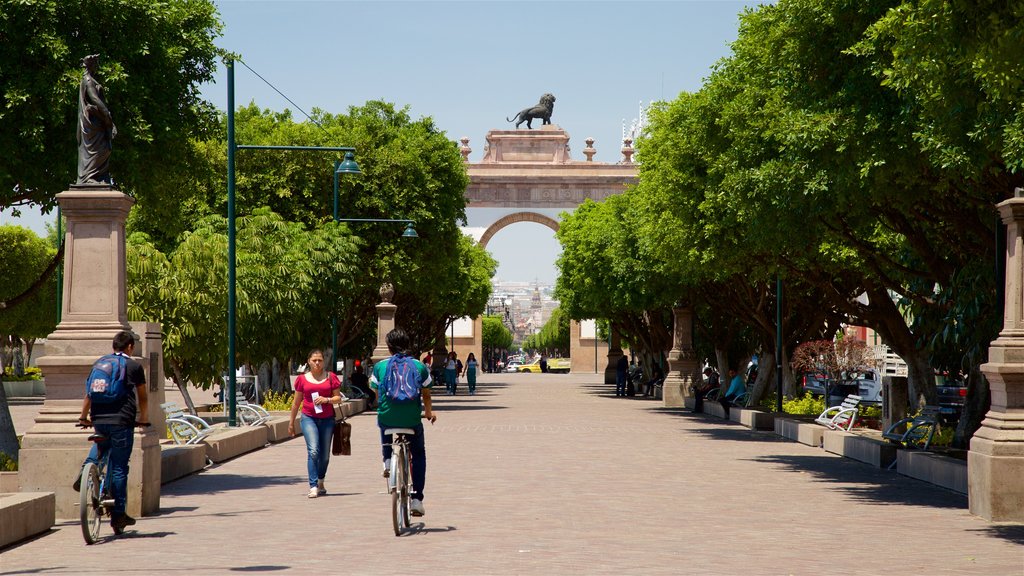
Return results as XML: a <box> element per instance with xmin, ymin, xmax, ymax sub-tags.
<box><xmin>2</xmin><ymin>373</ymin><xmax>1022</xmax><ymax>575</ymax></box>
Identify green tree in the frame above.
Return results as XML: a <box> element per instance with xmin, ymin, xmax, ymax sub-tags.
<box><xmin>482</xmin><ymin>316</ymin><xmax>513</xmax><ymax>351</ymax></box>
<box><xmin>0</xmin><ymin>225</ymin><xmax>59</xmax><ymax>464</ymax></box>
<box><xmin>1</xmin><ymin>0</ymin><xmax>223</xmax><ymax>213</ymax></box>
<box><xmin>126</xmin><ymin>209</ymin><xmax>361</xmax><ymax>394</ymax></box>
<box><xmin>169</xmin><ymin>101</ymin><xmax>475</xmax><ymax>358</ymax></box>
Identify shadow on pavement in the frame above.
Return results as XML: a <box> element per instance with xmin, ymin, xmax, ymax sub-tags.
<box><xmin>228</xmin><ymin>566</ymin><xmax>293</xmax><ymax>572</ymax></box>
<box><xmin>161</xmin><ymin>473</ymin><xmax>298</xmax><ymax>496</ymax></box>
<box><xmin>967</xmin><ymin>525</ymin><xmax>1024</xmax><ymax>545</ymax></box>
<box><xmin>405</xmin><ymin>523</ymin><xmax>457</xmax><ymax>536</ymax></box>
<box><xmin>433</xmin><ymin>404</ymin><xmax>507</xmax><ymax>412</ymax></box>
<box><xmin>751</xmin><ymin>453</ymin><xmax>968</xmax><ymax>509</ymax></box>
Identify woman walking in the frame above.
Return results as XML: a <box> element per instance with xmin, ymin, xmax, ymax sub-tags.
<box><xmin>445</xmin><ymin>351</ymin><xmax>459</xmax><ymax>395</ymax></box>
<box><xmin>288</xmin><ymin>349</ymin><xmax>343</xmax><ymax>498</ymax></box>
<box><xmin>465</xmin><ymin>353</ymin><xmax>479</xmax><ymax>395</ymax></box>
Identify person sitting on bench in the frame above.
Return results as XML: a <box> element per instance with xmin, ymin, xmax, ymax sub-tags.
<box><xmin>719</xmin><ymin>367</ymin><xmax>745</xmax><ymax>415</ymax></box>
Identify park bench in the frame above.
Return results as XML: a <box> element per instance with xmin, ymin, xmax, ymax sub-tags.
<box><xmin>882</xmin><ymin>405</ymin><xmax>939</xmax><ymax>450</ymax></box>
<box><xmin>162</xmin><ymin>402</ymin><xmax>220</xmax><ymax>445</ymax></box>
<box><xmin>815</xmin><ymin>394</ymin><xmax>862</xmax><ymax>431</ymax></box>
<box><xmin>226</xmin><ymin>391</ymin><xmax>271</xmax><ymax>426</ymax></box>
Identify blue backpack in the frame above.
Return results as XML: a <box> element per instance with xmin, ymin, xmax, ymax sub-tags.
<box><xmin>86</xmin><ymin>353</ymin><xmax>129</xmax><ymax>404</ymax></box>
<box><xmin>381</xmin><ymin>355</ymin><xmax>421</xmax><ymax>404</ymax></box>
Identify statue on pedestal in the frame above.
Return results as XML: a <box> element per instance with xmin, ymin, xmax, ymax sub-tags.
<box><xmin>507</xmin><ymin>93</ymin><xmax>556</xmax><ymax>129</ymax></box>
<box><xmin>77</xmin><ymin>54</ymin><xmax>117</xmax><ymax>185</ymax></box>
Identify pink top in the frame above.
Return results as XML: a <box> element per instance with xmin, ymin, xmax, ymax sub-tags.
<box><xmin>294</xmin><ymin>373</ymin><xmax>340</xmax><ymax>419</ymax></box>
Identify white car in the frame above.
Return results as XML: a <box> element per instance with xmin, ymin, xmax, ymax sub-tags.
<box><xmin>504</xmin><ymin>361</ymin><xmax>523</xmax><ymax>373</ymax></box>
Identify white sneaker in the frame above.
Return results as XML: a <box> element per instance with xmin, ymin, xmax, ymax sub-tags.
<box><xmin>307</xmin><ymin>487</ymin><xmax>318</xmax><ymax>498</ymax></box>
<box><xmin>317</xmin><ymin>480</ymin><xmax>326</xmax><ymax>495</ymax></box>
<box><xmin>410</xmin><ymin>498</ymin><xmax>425</xmax><ymax>517</ymax></box>
<box><xmin>382</xmin><ymin>458</ymin><xmax>390</xmax><ymax>478</ymax></box>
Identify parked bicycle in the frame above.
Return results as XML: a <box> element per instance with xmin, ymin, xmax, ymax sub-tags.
<box><xmin>76</xmin><ymin>421</ymin><xmax>149</xmax><ymax>544</ymax></box>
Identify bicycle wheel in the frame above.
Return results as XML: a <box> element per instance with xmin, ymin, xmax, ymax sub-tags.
<box><xmin>79</xmin><ymin>463</ymin><xmax>102</xmax><ymax>544</ymax></box>
<box><xmin>391</xmin><ymin>444</ymin><xmax>405</xmax><ymax>536</ymax></box>
<box><xmin>399</xmin><ymin>450</ymin><xmax>411</xmax><ymax>528</ymax></box>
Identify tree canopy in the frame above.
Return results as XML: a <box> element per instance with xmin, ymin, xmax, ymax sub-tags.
<box><xmin>554</xmin><ymin>0</ymin><xmax>1024</xmax><ymax>446</ymax></box>
<box><xmin>0</xmin><ymin>0</ymin><xmax>223</xmax><ymax>215</ymax></box>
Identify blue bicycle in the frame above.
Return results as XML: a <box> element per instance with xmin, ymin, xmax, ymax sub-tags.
<box><xmin>77</xmin><ymin>421</ymin><xmax>148</xmax><ymax>544</ymax></box>
<box><xmin>78</xmin><ymin>428</ymin><xmax>113</xmax><ymax>544</ymax></box>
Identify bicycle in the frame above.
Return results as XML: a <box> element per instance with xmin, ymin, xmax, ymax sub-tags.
<box><xmin>77</xmin><ymin>421</ymin><xmax>149</xmax><ymax>544</ymax></box>
<box><xmin>384</xmin><ymin>426</ymin><xmax>416</xmax><ymax>536</ymax></box>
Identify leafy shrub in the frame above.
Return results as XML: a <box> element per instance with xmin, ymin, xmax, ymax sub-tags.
<box><xmin>783</xmin><ymin>393</ymin><xmax>826</xmax><ymax>415</ymax></box>
<box><xmin>930</xmin><ymin>426</ymin><xmax>954</xmax><ymax>447</ymax></box>
<box><xmin>860</xmin><ymin>405</ymin><xmax>881</xmax><ymax>419</ymax></box>
<box><xmin>262</xmin><ymin>390</ymin><xmax>294</xmax><ymax>411</ymax></box>
<box><xmin>0</xmin><ymin>452</ymin><xmax>17</xmax><ymax>471</ymax></box>
<box><xmin>2</xmin><ymin>366</ymin><xmax>42</xmax><ymax>381</ymax></box>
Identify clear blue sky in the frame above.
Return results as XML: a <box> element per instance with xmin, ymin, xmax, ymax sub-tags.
<box><xmin>4</xmin><ymin>0</ymin><xmax>759</xmax><ymax>284</ymax></box>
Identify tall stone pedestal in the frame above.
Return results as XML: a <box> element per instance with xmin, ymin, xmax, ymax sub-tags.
<box><xmin>371</xmin><ymin>284</ymin><xmax>398</xmax><ymax>364</ymax></box>
<box><xmin>663</xmin><ymin>304</ymin><xmax>698</xmax><ymax>408</ymax></box>
<box><xmin>972</xmin><ymin>195</ymin><xmax>1024</xmax><ymax>522</ymax></box>
<box><xmin>19</xmin><ymin>187</ymin><xmax>160</xmax><ymax>519</ymax></box>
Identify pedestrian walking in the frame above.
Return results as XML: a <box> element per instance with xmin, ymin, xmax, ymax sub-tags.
<box><xmin>465</xmin><ymin>353</ymin><xmax>478</xmax><ymax>395</ymax></box>
<box><xmin>288</xmin><ymin>349</ymin><xmax>343</xmax><ymax>498</ymax></box>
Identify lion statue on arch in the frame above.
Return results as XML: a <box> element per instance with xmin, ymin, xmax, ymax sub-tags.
<box><xmin>507</xmin><ymin>93</ymin><xmax>556</xmax><ymax>129</ymax></box>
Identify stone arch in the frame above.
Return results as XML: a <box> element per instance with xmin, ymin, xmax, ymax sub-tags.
<box><xmin>478</xmin><ymin>212</ymin><xmax>560</xmax><ymax>248</ymax></box>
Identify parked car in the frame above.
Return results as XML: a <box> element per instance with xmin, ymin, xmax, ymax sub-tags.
<box><xmin>518</xmin><ymin>357</ymin><xmax>570</xmax><ymax>373</ymax></box>
<box><xmin>504</xmin><ymin>360</ymin><xmax>523</xmax><ymax>373</ymax></box>
<box><xmin>801</xmin><ymin>371</ymin><xmax>882</xmax><ymax>405</ymax></box>
<box><xmin>935</xmin><ymin>372</ymin><xmax>967</xmax><ymax>422</ymax></box>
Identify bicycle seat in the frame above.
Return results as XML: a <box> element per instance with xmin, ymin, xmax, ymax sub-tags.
<box><xmin>87</xmin><ymin>433</ymin><xmax>107</xmax><ymax>443</ymax></box>
<box><xmin>384</xmin><ymin>428</ymin><xmax>416</xmax><ymax>436</ymax></box>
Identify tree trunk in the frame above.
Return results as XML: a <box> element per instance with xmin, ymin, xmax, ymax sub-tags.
<box><xmin>169</xmin><ymin>361</ymin><xmax>197</xmax><ymax>415</ymax></box>
<box><xmin>954</xmin><ymin>365</ymin><xmax>990</xmax><ymax>449</ymax></box>
<box><xmin>904</xmin><ymin>354</ymin><xmax>936</xmax><ymax>409</ymax></box>
<box><xmin>750</xmin><ymin>350</ymin><xmax>775</xmax><ymax>405</ymax></box>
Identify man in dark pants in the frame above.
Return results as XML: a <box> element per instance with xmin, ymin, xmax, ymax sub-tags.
<box><xmin>615</xmin><ymin>354</ymin><xmax>629</xmax><ymax>397</ymax></box>
<box><xmin>75</xmin><ymin>330</ymin><xmax>149</xmax><ymax>533</ymax></box>
<box><xmin>694</xmin><ymin>367</ymin><xmax>719</xmax><ymax>413</ymax></box>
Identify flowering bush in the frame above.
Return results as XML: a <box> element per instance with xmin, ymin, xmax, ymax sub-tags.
<box><xmin>791</xmin><ymin>338</ymin><xmax>874</xmax><ymax>384</ymax></box>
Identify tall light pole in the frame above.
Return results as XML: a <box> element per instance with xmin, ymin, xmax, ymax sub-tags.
<box><xmin>226</xmin><ymin>60</ymin><xmax>357</xmax><ymax>425</ymax></box>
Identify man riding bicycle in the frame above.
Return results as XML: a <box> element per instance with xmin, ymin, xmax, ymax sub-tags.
<box><xmin>74</xmin><ymin>330</ymin><xmax>149</xmax><ymax>533</ymax></box>
<box><xmin>370</xmin><ymin>328</ymin><xmax>436</xmax><ymax>516</ymax></box>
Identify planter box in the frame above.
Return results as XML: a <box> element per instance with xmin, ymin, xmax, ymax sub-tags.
<box><xmin>201</xmin><ymin>426</ymin><xmax>268</xmax><ymax>463</ymax></box>
<box><xmin>2</xmin><ymin>380</ymin><xmax>37</xmax><ymax>398</ymax></box>
<box><xmin>896</xmin><ymin>450</ymin><xmax>967</xmax><ymax>494</ymax></box>
<box><xmin>823</xmin><ymin>428</ymin><xmax>897</xmax><ymax>468</ymax></box>
<box><xmin>701</xmin><ymin>401</ymin><xmax>728</xmax><ymax>420</ymax></box>
<box><xmin>160</xmin><ymin>443</ymin><xmax>208</xmax><ymax>484</ymax></box>
<box><xmin>0</xmin><ymin>492</ymin><xmax>55</xmax><ymax>548</ymax></box>
<box><xmin>730</xmin><ymin>407</ymin><xmax>776</xmax><ymax>430</ymax></box>
<box><xmin>0</xmin><ymin>471</ymin><xmax>19</xmax><ymax>492</ymax></box>
<box><xmin>774</xmin><ymin>417</ymin><xmax>825</xmax><ymax>448</ymax></box>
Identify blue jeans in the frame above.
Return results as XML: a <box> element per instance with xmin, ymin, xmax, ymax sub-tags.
<box><xmin>83</xmin><ymin>424</ymin><xmax>134</xmax><ymax>516</ymax></box>
<box><xmin>379</xmin><ymin>422</ymin><xmax>426</xmax><ymax>501</ymax></box>
<box><xmin>300</xmin><ymin>415</ymin><xmax>335</xmax><ymax>487</ymax></box>
<box><xmin>445</xmin><ymin>368</ymin><xmax>457</xmax><ymax>394</ymax></box>
<box><xmin>616</xmin><ymin>372</ymin><xmax>627</xmax><ymax>396</ymax></box>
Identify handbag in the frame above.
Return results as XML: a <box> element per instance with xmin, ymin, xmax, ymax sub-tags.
<box><xmin>331</xmin><ymin>404</ymin><xmax>351</xmax><ymax>456</ymax></box>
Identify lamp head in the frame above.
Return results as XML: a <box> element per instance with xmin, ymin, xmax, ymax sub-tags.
<box><xmin>335</xmin><ymin>151</ymin><xmax>361</xmax><ymax>175</ymax></box>
<box><xmin>402</xmin><ymin>222</ymin><xmax>419</xmax><ymax>238</ymax></box>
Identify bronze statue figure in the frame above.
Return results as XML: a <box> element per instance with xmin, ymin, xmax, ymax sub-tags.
<box><xmin>507</xmin><ymin>93</ymin><xmax>556</xmax><ymax>129</ymax></box>
<box><xmin>77</xmin><ymin>54</ymin><xmax>117</xmax><ymax>185</ymax></box>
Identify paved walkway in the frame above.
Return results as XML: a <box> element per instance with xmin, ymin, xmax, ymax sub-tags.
<box><xmin>3</xmin><ymin>373</ymin><xmax>1023</xmax><ymax>575</ymax></box>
